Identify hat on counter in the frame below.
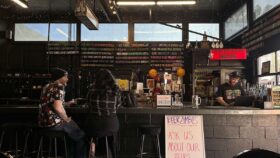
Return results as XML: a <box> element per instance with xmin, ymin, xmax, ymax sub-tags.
<box><xmin>51</xmin><ymin>67</ymin><xmax>68</xmax><ymax>81</ymax></box>
<box><xmin>229</xmin><ymin>71</ymin><xmax>242</xmax><ymax>78</ymax></box>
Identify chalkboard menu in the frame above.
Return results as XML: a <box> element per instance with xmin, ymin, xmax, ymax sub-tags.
<box><xmin>150</xmin><ymin>43</ymin><xmax>184</xmax><ymax>72</ymax></box>
<box><xmin>242</xmin><ymin>7</ymin><xmax>280</xmax><ymax>52</ymax></box>
<box><xmin>47</xmin><ymin>42</ymin><xmax>185</xmax><ymax>70</ymax></box>
<box><xmin>80</xmin><ymin>42</ymin><xmax>115</xmax><ymax>67</ymax></box>
<box><xmin>115</xmin><ymin>43</ymin><xmax>150</xmax><ymax>64</ymax></box>
<box><xmin>47</xmin><ymin>42</ymin><xmax>79</xmax><ymax>55</ymax></box>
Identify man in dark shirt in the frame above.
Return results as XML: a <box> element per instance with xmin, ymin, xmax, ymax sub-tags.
<box><xmin>216</xmin><ymin>71</ymin><xmax>245</xmax><ymax>107</ymax></box>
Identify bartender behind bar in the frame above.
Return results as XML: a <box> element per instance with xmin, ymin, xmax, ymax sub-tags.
<box><xmin>216</xmin><ymin>71</ymin><xmax>246</xmax><ymax>107</ymax></box>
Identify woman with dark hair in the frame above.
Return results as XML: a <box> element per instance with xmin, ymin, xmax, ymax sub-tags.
<box><xmin>85</xmin><ymin>69</ymin><xmax>121</xmax><ymax>158</ymax></box>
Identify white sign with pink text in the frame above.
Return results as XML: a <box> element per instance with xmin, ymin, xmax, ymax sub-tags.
<box><xmin>165</xmin><ymin>115</ymin><xmax>205</xmax><ymax>158</ymax></box>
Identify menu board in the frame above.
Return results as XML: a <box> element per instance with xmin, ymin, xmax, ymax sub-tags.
<box><xmin>150</xmin><ymin>43</ymin><xmax>184</xmax><ymax>72</ymax></box>
<box><xmin>165</xmin><ymin>115</ymin><xmax>205</xmax><ymax>158</ymax></box>
<box><xmin>80</xmin><ymin>42</ymin><xmax>115</xmax><ymax>67</ymax></box>
<box><xmin>242</xmin><ymin>7</ymin><xmax>280</xmax><ymax>51</ymax></box>
<box><xmin>47</xmin><ymin>42</ymin><xmax>79</xmax><ymax>55</ymax></box>
<box><xmin>115</xmin><ymin>43</ymin><xmax>150</xmax><ymax>64</ymax></box>
<box><xmin>272</xmin><ymin>86</ymin><xmax>280</xmax><ymax>106</ymax></box>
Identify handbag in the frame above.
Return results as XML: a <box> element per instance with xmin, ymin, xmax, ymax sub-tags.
<box><xmin>121</xmin><ymin>91</ymin><xmax>137</xmax><ymax>107</ymax></box>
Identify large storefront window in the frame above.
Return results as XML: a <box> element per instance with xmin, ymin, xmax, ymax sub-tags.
<box><xmin>134</xmin><ymin>23</ymin><xmax>182</xmax><ymax>41</ymax></box>
<box><xmin>257</xmin><ymin>52</ymin><xmax>276</xmax><ymax>75</ymax></box>
<box><xmin>14</xmin><ymin>23</ymin><xmax>48</xmax><ymax>41</ymax></box>
<box><xmin>49</xmin><ymin>24</ymin><xmax>77</xmax><ymax>41</ymax></box>
<box><xmin>224</xmin><ymin>4</ymin><xmax>248</xmax><ymax>39</ymax></box>
<box><xmin>253</xmin><ymin>0</ymin><xmax>280</xmax><ymax>20</ymax></box>
<box><xmin>81</xmin><ymin>24</ymin><xmax>128</xmax><ymax>41</ymax></box>
<box><xmin>188</xmin><ymin>23</ymin><xmax>219</xmax><ymax>41</ymax></box>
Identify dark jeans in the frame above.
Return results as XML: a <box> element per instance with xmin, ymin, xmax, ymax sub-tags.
<box><xmin>49</xmin><ymin>120</ymin><xmax>86</xmax><ymax>158</ymax></box>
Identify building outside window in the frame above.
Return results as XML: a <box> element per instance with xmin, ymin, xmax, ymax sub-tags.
<box><xmin>253</xmin><ymin>0</ymin><xmax>280</xmax><ymax>20</ymax></box>
<box><xmin>224</xmin><ymin>4</ymin><xmax>248</xmax><ymax>40</ymax></box>
<box><xmin>188</xmin><ymin>23</ymin><xmax>219</xmax><ymax>41</ymax></box>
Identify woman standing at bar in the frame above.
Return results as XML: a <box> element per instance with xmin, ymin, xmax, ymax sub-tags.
<box><xmin>85</xmin><ymin>69</ymin><xmax>121</xmax><ymax>158</ymax></box>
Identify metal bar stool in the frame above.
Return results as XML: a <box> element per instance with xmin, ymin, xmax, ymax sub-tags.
<box><xmin>0</xmin><ymin>122</ymin><xmax>33</xmax><ymax>158</ymax></box>
<box><xmin>138</xmin><ymin>125</ymin><xmax>162</xmax><ymax>158</ymax></box>
<box><xmin>233</xmin><ymin>148</ymin><xmax>280</xmax><ymax>158</ymax></box>
<box><xmin>36</xmin><ymin>129</ymin><xmax>68</xmax><ymax>158</ymax></box>
<box><xmin>89</xmin><ymin>136</ymin><xmax>112</xmax><ymax>158</ymax></box>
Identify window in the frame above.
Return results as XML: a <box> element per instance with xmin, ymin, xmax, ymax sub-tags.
<box><xmin>134</xmin><ymin>23</ymin><xmax>182</xmax><ymax>41</ymax></box>
<box><xmin>277</xmin><ymin>51</ymin><xmax>280</xmax><ymax>72</ymax></box>
<box><xmin>188</xmin><ymin>23</ymin><xmax>219</xmax><ymax>41</ymax></box>
<box><xmin>257</xmin><ymin>52</ymin><xmax>276</xmax><ymax>75</ymax></box>
<box><xmin>14</xmin><ymin>23</ymin><xmax>48</xmax><ymax>41</ymax></box>
<box><xmin>253</xmin><ymin>0</ymin><xmax>280</xmax><ymax>20</ymax></box>
<box><xmin>81</xmin><ymin>24</ymin><xmax>128</xmax><ymax>41</ymax></box>
<box><xmin>224</xmin><ymin>4</ymin><xmax>248</xmax><ymax>40</ymax></box>
<box><xmin>49</xmin><ymin>23</ymin><xmax>77</xmax><ymax>41</ymax></box>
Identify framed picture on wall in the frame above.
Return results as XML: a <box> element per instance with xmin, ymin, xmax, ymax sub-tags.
<box><xmin>262</xmin><ymin>61</ymin><xmax>270</xmax><ymax>75</ymax></box>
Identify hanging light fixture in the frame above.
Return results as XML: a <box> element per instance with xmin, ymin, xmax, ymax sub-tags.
<box><xmin>116</xmin><ymin>0</ymin><xmax>196</xmax><ymax>6</ymax></box>
<box><xmin>117</xmin><ymin>1</ymin><xmax>156</xmax><ymax>6</ymax></box>
<box><xmin>11</xmin><ymin>0</ymin><xmax>28</xmax><ymax>8</ymax></box>
<box><xmin>157</xmin><ymin>1</ymin><xmax>196</xmax><ymax>5</ymax></box>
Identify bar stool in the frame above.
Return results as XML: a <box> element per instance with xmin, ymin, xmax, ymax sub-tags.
<box><xmin>233</xmin><ymin>148</ymin><xmax>280</xmax><ymax>158</ymax></box>
<box><xmin>89</xmin><ymin>135</ymin><xmax>112</xmax><ymax>158</ymax></box>
<box><xmin>138</xmin><ymin>124</ymin><xmax>162</xmax><ymax>158</ymax></box>
<box><xmin>36</xmin><ymin>129</ymin><xmax>68</xmax><ymax>158</ymax></box>
<box><xmin>0</xmin><ymin>122</ymin><xmax>33</xmax><ymax>158</ymax></box>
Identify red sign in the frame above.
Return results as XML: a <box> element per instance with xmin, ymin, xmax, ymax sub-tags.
<box><xmin>209</xmin><ymin>49</ymin><xmax>247</xmax><ymax>60</ymax></box>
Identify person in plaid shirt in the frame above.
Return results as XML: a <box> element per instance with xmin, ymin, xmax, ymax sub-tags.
<box><xmin>38</xmin><ymin>68</ymin><xmax>86</xmax><ymax>158</ymax></box>
<box><xmin>85</xmin><ymin>69</ymin><xmax>121</xmax><ymax>158</ymax></box>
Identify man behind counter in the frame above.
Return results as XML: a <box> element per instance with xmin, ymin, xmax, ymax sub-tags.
<box><xmin>216</xmin><ymin>71</ymin><xmax>246</xmax><ymax>107</ymax></box>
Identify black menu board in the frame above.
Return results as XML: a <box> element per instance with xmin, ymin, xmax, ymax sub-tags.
<box><xmin>115</xmin><ymin>43</ymin><xmax>150</xmax><ymax>64</ymax></box>
<box><xmin>150</xmin><ymin>43</ymin><xmax>184</xmax><ymax>72</ymax></box>
<box><xmin>47</xmin><ymin>42</ymin><xmax>79</xmax><ymax>55</ymax></box>
<box><xmin>80</xmin><ymin>42</ymin><xmax>115</xmax><ymax>67</ymax></box>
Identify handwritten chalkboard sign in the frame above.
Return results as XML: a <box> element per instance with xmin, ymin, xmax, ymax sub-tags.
<box><xmin>165</xmin><ymin>115</ymin><xmax>205</xmax><ymax>158</ymax></box>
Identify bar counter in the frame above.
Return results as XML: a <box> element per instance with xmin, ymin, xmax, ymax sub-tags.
<box><xmin>0</xmin><ymin>104</ymin><xmax>280</xmax><ymax>158</ymax></box>
<box><xmin>0</xmin><ymin>103</ymin><xmax>279</xmax><ymax>115</ymax></box>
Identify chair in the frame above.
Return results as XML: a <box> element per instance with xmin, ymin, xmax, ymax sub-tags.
<box><xmin>233</xmin><ymin>148</ymin><xmax>280</xmax><ymax>158</ymax></box>
<box><xmin>138</xmin><ymin>124</ymin><xmax>162</xmax><ymax>158</ymax></box>
<box><xmin>0</xmin><ymin>122</ymin><xmax>33</xmax><ymax>158</ymax></box>
<box><xmin>36</xmin><ymin>129</ymin><xmax>68</xmax><ymax>158</ymax></box>
<box><xmin>89</xmin><ymin>135</ymin><xmax>114</xmax><ymax>158</ymax></box>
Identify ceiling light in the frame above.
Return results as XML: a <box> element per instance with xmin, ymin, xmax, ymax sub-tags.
<box><xmin>157</xmin><ymin>1</ymin><xmax>196</xmax><ymax>5</ymax></box>
<box><xmin>117</xmin><ymin>1</ymin><xmax>156</xmax><ymax>6</ymax></box>
<box><xmin>11</xmin><ymin>0</ymin><xmax>28</xmax><ymax>8</ymax></box>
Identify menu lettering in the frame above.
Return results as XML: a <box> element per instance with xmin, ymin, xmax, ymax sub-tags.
<box><xmin>165</xmin><ymin>115</ymin><xmax>205</xmax><ymax>158</ymax></box>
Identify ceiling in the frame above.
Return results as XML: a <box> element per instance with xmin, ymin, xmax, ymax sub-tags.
<box><xmin>0</xmin><ymin>0</ymin><xmax>247</xmax><ymax>23</ymax></box>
